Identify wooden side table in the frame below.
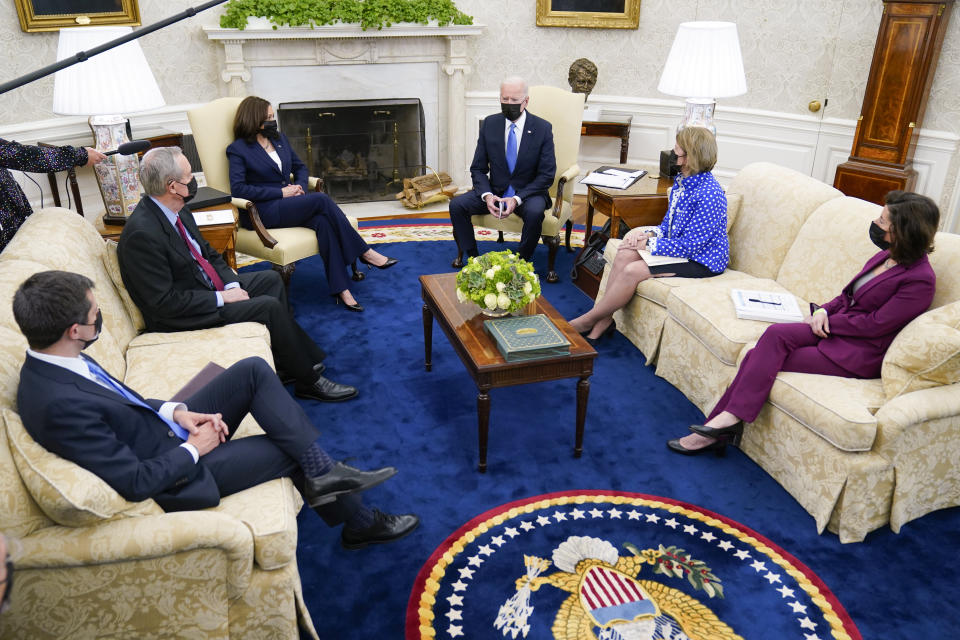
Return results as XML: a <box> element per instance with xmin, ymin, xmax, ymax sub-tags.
<box><xmin>585</xmin><ymin>172</ymin><xmax>673</xmax><ymax>243</ymax></box>
<box><xmin>97</xmin><ymin>203</ymin><xmax>240</xmax><ymax>270</ymax></box>
<box><xmin>581</xmin><ymin>114</ymin><xmax>632</xmax><ymax>164</ymax></box>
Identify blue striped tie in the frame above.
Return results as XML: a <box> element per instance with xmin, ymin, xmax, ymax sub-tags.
<box><xmin>504</xmin><ymin>123</ymin><xmax>517</xmax><ymax>199</ymax></box>
<box><xmin>85</xmin><ymin>359</ymin><xmax>189</xmax><ymax>440</ymax></box>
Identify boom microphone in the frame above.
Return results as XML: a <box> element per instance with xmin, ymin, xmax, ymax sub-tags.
<box><xmin>104</xmin><ymin>140</ymin><xmax>151</xmax><ymax>156</ymax></box>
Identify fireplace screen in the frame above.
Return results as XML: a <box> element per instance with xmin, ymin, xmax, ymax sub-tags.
<box><xmin>278</xmin><ymin>98</ymin><xmax>426</xmax><ymax>204</ymax></box>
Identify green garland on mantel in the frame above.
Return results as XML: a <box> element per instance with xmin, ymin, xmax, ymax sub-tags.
<box><xmin>220</xmin><ymin>0</ymin><xmax>474</xmax><ymax>31</ymax></box>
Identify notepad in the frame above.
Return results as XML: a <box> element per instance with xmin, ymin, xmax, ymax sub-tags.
<box><xmin>730</xmin><ymin>289</ymin><xmax>803</xmax><ymax>323</ymax></box>
<box><xmin>579</xmin><ymin>166</ymin><xmax>647</xmax><ymax>189</ymax></box>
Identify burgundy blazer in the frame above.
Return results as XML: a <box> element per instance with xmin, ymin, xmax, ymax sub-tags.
<box><xmin>817</xmin><ymin>250</ymin><xmax>935</xmax><ymax>377</ymax></box>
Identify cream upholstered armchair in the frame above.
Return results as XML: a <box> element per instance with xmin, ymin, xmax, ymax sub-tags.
<box><xmin>453</xmin><ymin>86</ymin><xmax>584</xmax><ymax>283</ymax></box>
<box><xmin>187</xmin><ymin>97</ymin><xmax>360</xmax><ymax>288</ymax></box>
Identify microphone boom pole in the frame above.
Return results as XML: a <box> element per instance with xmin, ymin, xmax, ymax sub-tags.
<box><xmin>0</xmin><ymin>0</ymin><xmax>229</xmax><ymax>97</ymax></box>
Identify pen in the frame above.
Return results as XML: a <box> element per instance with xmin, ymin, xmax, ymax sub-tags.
<box><xmin>748</xmin><ymin>298</ymin><xmax>781</xmax><ymax>306</ymax></box>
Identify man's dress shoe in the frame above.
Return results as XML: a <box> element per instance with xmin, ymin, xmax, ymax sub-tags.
<box><xmin>294</xmin><ymin>375</ymin><xmax>358</xmax><ymax>402</ymax></box>
<box><xmin>341</xmin><ymin>509</ymin><xmax>420</xmax><ymax>549</ymax></box>
<box><xmin>278</xmin><ymin>362</ymin><xmax>326</xmax><ymax>386</ymax></box>
<box><xmin>304</xmin><ymin>462</ymin><xmax>397</xmax><ymax>507</ymax></box>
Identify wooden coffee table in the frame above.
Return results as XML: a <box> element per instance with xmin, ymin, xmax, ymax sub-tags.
<box><xmin>420</xmin><ymin>273</ymin><xmax>597</xmax><ymax>472</ymax></box>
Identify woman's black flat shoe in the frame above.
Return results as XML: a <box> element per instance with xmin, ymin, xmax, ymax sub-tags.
<box><xmin>688</xmin><ymin>421</ymin><xmax>744</xmax><ymax>446</ymax></box>
<box><xmin>666</xmin><ymin>437</ymin><xmax>729</xmax><ymax>457</ymax></box>
<box><xmin>335</xmin><ymin>297</ymin><xmax>364</xmax><ymax>312</ymax></box>
<box><xmin>360</xmin><ymin>256</ymin><xmax>398</xmax><ymax>270</ymax></box>
<box><xmin>585</xmin><ymin>320</ymin><xmax>616</xmax><ymax>345</ymax></box>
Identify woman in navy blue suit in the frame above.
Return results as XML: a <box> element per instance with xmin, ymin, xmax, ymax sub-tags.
<box><xmin>227</xmin><ymin>96</ymin><xmax>397</xmax><ymax>312</ymax></box>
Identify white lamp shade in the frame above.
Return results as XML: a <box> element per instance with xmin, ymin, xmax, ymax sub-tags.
<box><xmin>657</xmin><ymin>22</ymin><xmax>747</xmax><ymax>99</ymax></box>
<box><xmin>53</xmin><ymin>26</ymin><xmax>165</xmax><ymax>115</ymax></box>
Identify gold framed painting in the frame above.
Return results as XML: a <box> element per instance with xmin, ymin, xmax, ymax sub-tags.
<box><xmin>14</xmin><ymin>0</ymin><xmax>141</xmax><ymax>33</ymax></box>
<box><xmin>536</xmin><ymin>0</ymin><xmax>641</xmax><ymax>29</ymax></box>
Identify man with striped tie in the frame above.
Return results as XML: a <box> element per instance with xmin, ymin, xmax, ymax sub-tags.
<box><xmin>12</xmin><ymin>271</ymin><xmax>419</xmax><ymax>549</ymax></box>
<box><xmin>449</xmin><ymin>76</ymin><xmax>556</xmax><ymax>261</ymax></box>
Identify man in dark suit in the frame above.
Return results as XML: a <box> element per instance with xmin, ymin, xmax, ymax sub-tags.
<box><xmin>117</xmin><ymin>146</ymin><xmax>355</xmax><ymax>403</ymax></box>
<box><xmin>449</xmin><ymin>76</ymin><xmax>556</xmax><ymax>260</ymax></box>
<box><xmin>13</xmin><ymin>270</ymin><xmax>419</xmax><ymax>549</ymax></box>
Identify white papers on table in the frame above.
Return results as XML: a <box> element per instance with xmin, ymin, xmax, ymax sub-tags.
<box><xmin>194</xmin><ymin>209</ymin><xmax>236</xmax><ymax>226</ymax></box>
<box><xmin>637</xmin><ymin>249</ymin><xmax>687</xmax><ymax>266</ymax></box>
<box><xmin>579</xmin><ymin>167</ymin><xmax>647</xmax><ymax>189</ymax></box>
<box><xmin>730</xmin><ymin>289</ymin><xmax>803</xmax><ymax>322</ymax></box>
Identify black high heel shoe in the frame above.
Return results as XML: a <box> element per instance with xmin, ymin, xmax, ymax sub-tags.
<box><xmin>359</xmin><ymin>255</ymin><xmax>398</xmax><ymax>270</ymax></box>
<box><xmin>666</xmin><ymin>437</ymin><xmax>730</xmax><ymax>457</ymax></box>
<box><xmin>688</xmin><ymin>421</ymin><xmax>744</xmax><ymax>446</ymax></box>
<box><xmin>335</xmin><ymin>295</ymin><xmax>364</xmax><ymax>313</ymax></box>
<box><xmin>585</xmin><ymin>320</ymin><xmax>616</xmax><ymax>345</ymax></box>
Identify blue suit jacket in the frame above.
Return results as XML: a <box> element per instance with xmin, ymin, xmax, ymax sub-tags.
<box><xmin>470</xmin><ymin>112</ymin><xmax>556</xmax><ymax>209</ymax></box>
<box><xmin>226</xmin><ymin>133</ymin><xmax>308</xmax><ymax>224</ymax></box>
<box><xmin>818</xmin><ymin>250</ymin><xmax>935</xmax><ymax>377</ymax></box>
<box><xmin>17</xmin><ymin>355</ymin><xmax>219</xmax><ymax>511</ymax></box>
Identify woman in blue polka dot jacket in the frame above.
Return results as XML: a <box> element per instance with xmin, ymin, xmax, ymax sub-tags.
<box><xmin>570</xmin><ymin>126</ymin><xmax>728</xmax><ymax>343</ymax></box>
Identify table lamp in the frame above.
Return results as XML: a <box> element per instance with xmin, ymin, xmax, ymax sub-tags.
<box><xmin>53</xmin><ymin>26</ymin><xmax>165</xmax><ymax>224</ymax></box>
<box><xmin>657</xmin><ymin>21</ymin><xmax>747</xmax><ymax>134</ymax></box>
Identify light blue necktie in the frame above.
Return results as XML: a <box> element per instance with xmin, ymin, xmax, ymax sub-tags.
<box><xmin>504</xmin><ymin>122</ymin><xmax>517</xmax><ymax>199</ymax></box>
<box><xmin>85</xmin><ymin>359</ymin><xmax>189</xmax><ymax>440</ymax></box>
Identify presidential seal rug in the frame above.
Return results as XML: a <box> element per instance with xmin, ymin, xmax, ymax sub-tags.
<box><xmin>407</xmin><ymin>491</ymin><xmax>860</xmax><ymax>640</ymax></box>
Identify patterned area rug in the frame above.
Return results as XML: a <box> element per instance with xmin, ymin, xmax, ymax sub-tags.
<box><xmin>407</xmin><ymin>491</ymin><xmax>860</xmax><ymax>640</ymax></box>
<box><xmin>236</xmin><ymin>221</ymin><xmax>588</xmax><ymax>267</ymax></box>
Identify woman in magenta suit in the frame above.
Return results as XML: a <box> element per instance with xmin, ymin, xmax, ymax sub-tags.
<box><xmin>668</xmin><ymin>191</ymin><xmax>941</xmax><ymax>455</ymax></box>
<box><xmin>226</xmin><ymin>96</ymin><xmax>396</xmax><ymax>312</ymax></box>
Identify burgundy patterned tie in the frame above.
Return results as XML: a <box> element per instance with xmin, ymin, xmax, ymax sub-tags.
<box><xmin>174</xmin><ymin>215</ymin><xmax>225</xmax><ymax>291</ymax></box>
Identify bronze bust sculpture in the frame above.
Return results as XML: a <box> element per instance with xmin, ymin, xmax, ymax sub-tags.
<box><xmin>568</xmin><ymin>58</ymin><xmax>598</xmax><ymax>102</ymax></box>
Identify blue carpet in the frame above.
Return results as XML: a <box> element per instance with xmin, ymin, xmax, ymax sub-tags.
<box><xmin>243</xmin><ymin>235</ymin><xmax>960</xmax><ymax>639</ymax></box>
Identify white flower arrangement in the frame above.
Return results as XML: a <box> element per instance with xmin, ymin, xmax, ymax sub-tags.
<box><xmin>455</xmin><ymin>251</ymin><xmax>541</xmax><ymax>313</ymax></box>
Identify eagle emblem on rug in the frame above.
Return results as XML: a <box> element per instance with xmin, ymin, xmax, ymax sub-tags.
<box><xmin>495</xmin><ymin>536</ymin><xmax>741</xmax><ymax>640</ymax></box>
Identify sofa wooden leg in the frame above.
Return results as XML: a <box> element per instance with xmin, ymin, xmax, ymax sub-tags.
<box><xmin>543</xmin><ymin>235</ymin><xmax>560</xmax><ymax>283</ymax></box>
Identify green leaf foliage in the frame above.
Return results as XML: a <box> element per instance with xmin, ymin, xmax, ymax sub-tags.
<box><xmin>220</xmin><ymin>0</ymin><xmax>474</xmax><ymax>31</ymax></box>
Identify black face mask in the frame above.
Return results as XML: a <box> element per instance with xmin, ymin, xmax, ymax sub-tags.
<box><xmin>79</xmin><ymin>309</ymin><xmax>102</xmax><ymax>350</ymax></box>
<box><xmin>501</xmin><ymin>102</ymin><xmax>523</xmax><ymax>122</ymax></box>
<box><xmin>182</xmin><ymin>176</ymin><xmax>198</xmax><ymax>204</ymax></box>
<box><xmin>869</xmin><ymin>221</ymin><xmax>891</xmax><ymax>250</ymax></box>
<box><xmin>261</xmin><ymin>120</ymin><xmax>280</xmax><ymax>140</ymax></box>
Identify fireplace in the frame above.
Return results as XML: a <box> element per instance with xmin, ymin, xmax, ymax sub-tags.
<box><xmin>279</xmin><ymin>98</ymin><xmax>425</xmax><ymax>203</ymax></box>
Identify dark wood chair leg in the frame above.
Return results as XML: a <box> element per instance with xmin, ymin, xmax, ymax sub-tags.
<box><xmin>351</xmin><ymin>260</ymin><xmax>365</xmax><ymax>281</ymax></box>
<box><xmin>272</xmin><ymin>262</ymin><xmax>296</xmax><ymax>294</ymax></box>
<box><xmin>497</xmin><ymin>231</ymin><xmax>505</xmax><ymax>243</ymax></box>
<box><xmin>564</xmin><ymin>219</ymin><xmax>574</xmax><ymax>252</ymax></box>
<box><xmin>543</xmin><ymin>234</ymin><xmax>560</xmax><ymax>283</ymax></box>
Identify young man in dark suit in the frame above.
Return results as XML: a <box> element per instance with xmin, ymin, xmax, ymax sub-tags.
<box><xmin>117</xmin><ymin>146</ymin><xmax>355</xmax><ymax>403</ymax></box>
<box><xmin>449</xmin><ymin>76</ymin><xmax>557</xmax><ymax>260</ymax></box>
<box><xmin>13</xmin><ymin>270</ymin><xmax>419</xmax><ymax>548</ymax></box>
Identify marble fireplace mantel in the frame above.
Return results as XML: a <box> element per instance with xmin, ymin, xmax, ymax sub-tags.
<box><xmin>204</xmin><ymin>23</ymin><xmax>484</xmax><ymax>182</ymax></box>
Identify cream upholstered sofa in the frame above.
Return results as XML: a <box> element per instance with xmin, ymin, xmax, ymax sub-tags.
<box><xmin>0</xmin><ymin>209</ymin><xmax>317</xmax><ymax>638</ymax></box>
<box><xmin>601</xmin><ymin>162</ymin><xmax>960</xmax><ymax>543</ymax></box>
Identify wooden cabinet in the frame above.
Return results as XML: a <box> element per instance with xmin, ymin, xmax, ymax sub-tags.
<box><xmin>834</xmin><ymin>1</ymin><xmax>954</xmax><ymax>204</ymax></box>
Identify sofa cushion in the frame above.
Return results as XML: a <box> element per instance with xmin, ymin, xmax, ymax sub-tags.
<box><xmin>1</xmin><ymin>208</ymin><xmax>139</xmax><ymax>354</ymax></box>
<box><xmin>4</xmin><ymin>408</ymin><xmax>163</xmax><ymax>527</ymax></box>
<box><xmin>882</xmin><ymin>301</ymin><xmax>960</xmax><ymax>401</ymax></box>
<box><xmin>666</xmin><ymin>277</ymin><xmax>806</xmax><ymax>366</ymax></box>
<box><xmin>928</xmin><ymin>231</ymin><xmax>960</xmax><ymax>310</ymax></box>
<box><xmin>0</xmin><ymin>411</ymin><xmax>52</xmax><ymax>537</ymax></box>
<box><xmin>767</xmin><ymin>372</ymin><xmax>886</xmax><ymax>452</ymax></box>
<box><xmin>777</xmin><ymin>197</ymin><xmax>882</xmax><ymax>306</ymax></box>
<box><xmin>103</xmin><ymin>240</ymin><xmax>145</xmax><ymax>333</ymax></box>
<box><xmin>122</xmin><ymin>323</ymin><xmax>272</xmax><ymax>399</ymax></box>
<box><xmin>209</xmin><ymin>477</ymin><xmax>303</xmax><ymax>570</ymax></box>
<box><xmin>725</xmin><ymin>163</ymin><xmax>842</xmax><ymax>280</ymax></box>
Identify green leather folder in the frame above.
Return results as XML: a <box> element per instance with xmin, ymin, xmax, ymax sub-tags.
<box><xmin>483</xmin><ymin>314</ymin><xmax>571</xmax><ymax>362</ymax></box>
